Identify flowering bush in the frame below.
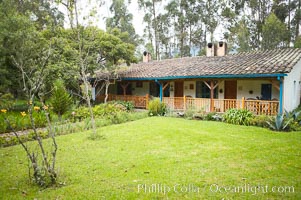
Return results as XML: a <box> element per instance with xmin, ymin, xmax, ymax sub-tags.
<box><xmin>0</xmin><ymin>108</ymin><xmax>47</xmax><ymax>133</ymax></box>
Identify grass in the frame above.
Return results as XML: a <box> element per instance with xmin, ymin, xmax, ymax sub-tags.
<box><xmin>0</xmin><ymin>117</ymin><xmax>300</xmax><ymax>199</ymax></box>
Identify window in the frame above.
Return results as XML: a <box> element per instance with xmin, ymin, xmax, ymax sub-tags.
<box><xmin>136</xmin><ymin>82</ymin><xmax>143</xmax><ymax>88</ymax></box>
<box><xmin>261</xmin><ymin>84</ymin><xmax>272</xmax><ymax>100</ymax></box>
<box><xmin>149</xmin><ymin>82</ymin><xmax>170</xmax><ymax>97</ymax></box>
<box><xmin>196</xmin><ymin>81</ymin><xmax>218</xmax><ymax>98</ymax></box>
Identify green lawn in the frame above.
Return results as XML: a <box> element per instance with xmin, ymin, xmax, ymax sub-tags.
<box><xmin>0</xmin><ymin>117</ymin><xmax>300</xmax><ymax>199</ymax></box>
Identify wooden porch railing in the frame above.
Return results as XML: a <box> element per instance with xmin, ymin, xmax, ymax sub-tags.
<box><xmin>96</xmin><ymin>94</ymin><xmax>279</xmax><ymax>115</ymax></box>
<box><xmin>96</xmin><ymin>94</ymin><xmax>148</xmax><ymax>108</ymax></box>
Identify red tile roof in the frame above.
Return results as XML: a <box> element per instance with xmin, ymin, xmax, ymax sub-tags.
<box><xmin>99</xmin><ymin>48</ymin><xmax>301</xmax><ymax>79</ymax></box>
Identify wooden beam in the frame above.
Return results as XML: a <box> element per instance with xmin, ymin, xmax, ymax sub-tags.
<box><xmin>121</xmin><ymin>82</ymin><xmax>130</xmax><ymax>96</ymax></box>
<box><xmin>163</xmin><ymin>82</ymin><xmax>170</xmax><ymax>91</ymax></box>
<box><xmin>210</xmin><ymin>81</ymin><xmax>214</xmax><ymax>112</ymax></box>
<box><xmin>203</xmin><ymin>80</ymin><xmax>219</xmax><ymax>89</ymax></box>
<box><xmin>203</xmin><ymin>81</ymin><xmax>211</xmax><ymax>89</ymax></box>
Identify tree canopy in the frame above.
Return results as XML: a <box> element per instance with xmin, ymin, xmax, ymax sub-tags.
<box><xmin>1</xmin><ymin>0</ymin><xmax>301</xmax><ymax>96</ymax></box>
<box><xmin>0</xmin><ymin>0</ymin><xmax>137</xmax><ymax>96</ymax></box>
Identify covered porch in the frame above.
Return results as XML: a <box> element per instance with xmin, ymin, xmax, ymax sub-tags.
<box><xmin>95</xmin><ymin>76</ymin><xmax>283</xmax><ymax>115</ymax></box>
<box><xmin>96</xmin><ymin>94</ymin><xmax>279</xmax><ymax>115</ymax></box>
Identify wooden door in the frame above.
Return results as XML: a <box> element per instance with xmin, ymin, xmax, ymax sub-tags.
<box><xmin>224</xmin><ymin>80</ymin><xmax>237</xmax><ymax>110</ymax></box>
<box><xmin>174</xmin><ymin>81</ymin><xmax>184</xmax><ymax>97</ymax></box>
<box><xmin>225</xmin><ymin>80</ymin><xmax>237</xmax><ymax>99</ymax></box>
<box><xmin>174</xmin><ymin>81</ymin><xmax>184</xmax><ymax>109</ymax></box>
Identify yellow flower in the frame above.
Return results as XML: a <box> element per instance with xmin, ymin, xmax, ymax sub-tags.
<box><xmin>28</xmin><ymin>101</ymin><xmax>32</xmax><ymax>105</ymax></box>
<box><xmin>43</xmin><ymin>105</ymin><xmax>48</xmax><ymax>110</ymax></box>
<box><xmin>1</xmin><ymin>109</ymin><xmax>7</xmax><ymax>113</ymax></box>
<box><xmin>33</xmin><ymin>106</ymin><xmax>40</xmax><ymax>111</ymax></box>
<box><xmin>20</xmin><ymin>111</ymin><xmax>27</xmax><ymax>117</ymax></box>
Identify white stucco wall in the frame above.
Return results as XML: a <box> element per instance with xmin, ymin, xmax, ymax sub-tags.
<box><xmin>284</xmin><ymin>59</ymin><xmax>301</xmax><ymax>111</ymax></box>
<box><xmin>218</xmin><ymin>81</ymin><xmax>224</xmax><ymax>99</ymax></box>
<box><xmin>132</xmin><ymin>81</ymin><xmax>150</xmax><ymax>96</ymax></box>
<box><xmin>167</xmin><ymin>80</ymin><xmax>278</xmax><ymax>99</ymax></box>
<box><xmin>236</xmin><ymin>80</ymin><xmax>279</xmax><ymax>100</ymax></box>
<box><xmin>184</xmin><ymin>81</ymin><xmax>196</xmax><ymax>97</ymax></box>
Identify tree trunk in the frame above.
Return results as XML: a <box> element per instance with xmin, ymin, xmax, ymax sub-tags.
<box><xmin>296</xmin><ymin>0</ymin><xmax>301</xmax><ymax>38</ymax></box>
<box><xmin>82</xmin><ymin>74</ymin><xmax>97</xmax><ymax>138</ymax></box>
<box><xmin>288</xmin><ymin>0</ymin><xmax>291</xmax><ymax>46</ymax></box>
<box><xmin>152</xmin><ymin>0</ymin><xmax>159</xmax><ymax>60</ymax></box>
<box><xmin>104</xmin><ymin>81</ymin><xmax>110</xmax><ymax>103</ymax></box>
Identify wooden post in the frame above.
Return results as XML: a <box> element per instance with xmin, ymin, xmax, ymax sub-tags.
<box><xmin>241</xmin><ymin>97</ymin><xmax>245</xmax><ymax>109</ymax></box>
<box><xmin>210</xmin><ymin>81</ymin><xmax>214</xmax><ymax>112</ymax></box>
<box><xmin>145</xmin><ymin>94</ymin><xmax>149</xmax><ymax>109</ymax></box>
<box><xmin>121</xmin><ymin>82</ymin><xmax>130</xmax><ymax>96</ymax></box>
<box><xmin>183</xmin><ymin>95</ymin><xmax>186</xmax><ymax>110</ymax></box>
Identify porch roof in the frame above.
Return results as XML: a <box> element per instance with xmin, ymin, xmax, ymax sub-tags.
<box><xmin>112</xmin><ymin>48</ymin><xmax>301</xmax><ymax>80</ymax></box>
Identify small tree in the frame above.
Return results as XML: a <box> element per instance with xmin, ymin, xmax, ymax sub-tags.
<box><xmin>3</xmin><ymin>4</ymin><xmax>59</xmax><ymax>187</ymax></box>
<box><xmin>50</xmin><ymin>79</ymin><xmax>73</xmax><ymax>121</ymax></box>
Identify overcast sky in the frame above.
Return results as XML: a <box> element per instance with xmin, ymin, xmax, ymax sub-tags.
<box><xmin>58</xmin><ymin>0</ymin><xmax>224</xmax><ymax>41</ymax></box>
<box><xmin>58</xmin><ymin>0</ymin><xmax>146</xmax><ymax>35</ymax></box>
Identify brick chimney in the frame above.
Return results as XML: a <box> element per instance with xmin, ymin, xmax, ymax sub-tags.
<box><xmin>216</xmin><ymin>41</ymin><xmax>227</xmax><ymax>56</ymax></box>
<box><xmin>206</xmin><ymin>42</ymin><xmax>216</xmax><ymax>57</ymax></box>
<box><xmin>143</xmin><ymin>51</ymin><xmax>152</xmax><ymax>63</ymax></box>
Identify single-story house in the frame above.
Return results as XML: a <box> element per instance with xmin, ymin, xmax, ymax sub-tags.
<box><xmin>94</xmin><ymin>43</ymin><xmax>301</xmax><ymax>115</ymax></box>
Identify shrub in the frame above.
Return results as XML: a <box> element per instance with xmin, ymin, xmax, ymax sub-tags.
<box><xmin>267</xmin><ymin>114</ymin><xmax>292</xmax><ymax>131</ymax></box>
<box><xmin>110</xmin><ymin>101</ymin><xmax>134</xmax><ymax>111</ymax></box>
<box><xmin>204</xmin><ymin>112</ymin><xmax>222</xmax><ymax>121</ymax></box>
<box><xmin>72</xmin><ymin>103</ymin><xmax>127</xmax><ymax>121</ymax></box>
<box><xmin>0</xmin><ymin>110</ymin><xmax>47</xmax><ymax>133</ymax></box>
<box><xmin>109</xmin><ymin>112</ymin><xmax>129</xmax><ymax>124</ymax></box>
<box><xmin>223</xmin><ymin>109</ymin><xmax>254</xmax><ymax>125</ymax></box>
<box><xmin>0</xmin><ymin>93</ymin><xmax>14</xmax><ymax>110</ymax></box>
<box><xmin>266</xmin><ymin>110</ymin><xmax>301</xmax><ymax>131</ymax></box>
<box><xmin>32</xmin><ymin>111</ymin><xmax>47</xmax><ymax>128</ymax></box>
<box><xmin>148</xmin><ymin>98</ymin><xmax>167</xmax><ymax>116</ymax></box>
<box><xmin>50</xmin><ymin>79</ymin><xmax>73</xmax><ymax>121</ymax></box>
<box><xmin>184</xmin><ymin>109</ymin><xmax>197</xmax><ymax>119</ymax></box>
<box><xmin>93</xmin><ymin>103</ymin><xmax>126</xmax><ymax>117</ymax></box>
<box><xmin>250</xmin><ymin>115</ymin><xmax>270</xmax><ymax>128</ymax></box>
<box><xmin>290</xmin><ymin>121</ymin><xmax>301</xmax><ymax>131</ymax></box>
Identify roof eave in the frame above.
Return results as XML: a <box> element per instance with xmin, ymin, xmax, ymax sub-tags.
<box><xmin>122</xmin><ymin>73</ymin><xmax>288</xmax><ymax>81</ymax></box>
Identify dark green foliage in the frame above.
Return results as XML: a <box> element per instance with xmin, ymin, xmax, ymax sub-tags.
<box><xmin>204</xmin><ymin>112</ymin><xmax>217</xmax><ymax>121</ymax></box>
<box><xmin>262</xmin><ymin>13</ymin><xmax>289</xmax><ymax>49</ymax></box>
<box><xmin>50</xmin><ymin>80</ymin><xmax>73</xmax><ymax>120</ymax></box>
<box><xmin>106</xmin><ymin>0</ymin><xmax>139</xmax><ymax>46</ymax></box>
<box><xmin>0</xmin><ymin>110</ymin><xmax>47</xmax><ymax>133</ymax></box>
<box><xmin>223</xmin><ymin>109</ymin><xmax>254</xmax><ymax>125</ymax></box>
<box><xmin>148</xmin><ymin>98</ymin><xmax>167</xmax><ymax>116</ymax></box>
<box><xmin>10</xmin><ymin>100</ymin><xmax>28</xmax><ymax>112</ymax></box>
<box><xmin>0</xmin><ymin>93</ymin><xmax>14</xmax><ymax>109</ymax></box>
<box><xmin>295</xmin><ymin>36</ymin><xmax>301</xmax><ymax>48</ymax></box>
